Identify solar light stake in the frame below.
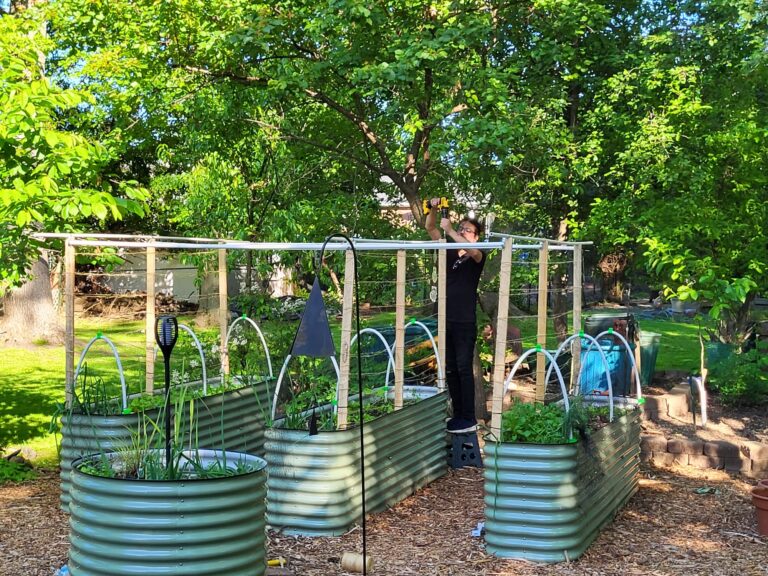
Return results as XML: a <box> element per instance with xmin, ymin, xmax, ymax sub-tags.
<box><xmin>155</xmin><ymin>315</ymin><xmax>178</xmax><ymax>479</ymax></box>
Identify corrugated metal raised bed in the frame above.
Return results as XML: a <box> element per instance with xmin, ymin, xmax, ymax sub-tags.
<box><xmin>484</xmin><ymin>405</ymin><xmax>641</xmax><ymax>563</ymax></box>
<box><xmin>68</xmin><ymin>449</ymin><xmax>267</xmax><ymax>576</ymax></box>
<box><xmin>60</xmin><ymin>377</ymin><xmax>271</xmax><ymax>510</ymax></box>
<box><xmin>266</xmin><ymin>387</ymin><xmax>448</xmax><ymax>535</ymax></box>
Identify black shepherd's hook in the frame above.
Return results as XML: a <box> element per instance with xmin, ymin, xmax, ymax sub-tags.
<box><xmin>318</xmin><ymin>233</ymin><xmax>368</xmax><ymax>576</ymax></box>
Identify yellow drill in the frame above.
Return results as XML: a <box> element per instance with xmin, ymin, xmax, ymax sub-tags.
<box><xmin>422</xmin><ymin>197</ymin><xmax>449</xmax><ymax>219</ymax></box>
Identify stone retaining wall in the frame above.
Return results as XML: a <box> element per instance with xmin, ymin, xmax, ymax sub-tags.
<box><xmin>640</xmin><ymin>434</ymin><xmax>768</xmax><ymax>479</ymax></box>
<box><xmin>640</xmin><ymin>383</ymin><xmax>768</xmax><ymax>478</ymax></box>
<box><xmin>641</xmin><ymin>385</ymin><xmax>693</xmax><ymax>421</ymax></box>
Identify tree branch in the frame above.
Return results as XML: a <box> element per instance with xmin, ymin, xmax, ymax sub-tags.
<box><xmin>303</xmin><ymin>88</ymin><xmax>394</xmax><ymax>173</ymax></box>
<box><xmin>181</xmin><ymin>65</ymin><xmax>268</xmax><ymax>86</ymax></box>
<box><xmin>245</xmin><ymin>117</ymin><xmax>399</xmax><ymax>182</ymax></box>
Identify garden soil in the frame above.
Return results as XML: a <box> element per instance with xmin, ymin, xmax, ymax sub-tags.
<box><xmin>2</xmin><ymin>458</ymin><xmax>767</xmax><ymax>576</ymax></box>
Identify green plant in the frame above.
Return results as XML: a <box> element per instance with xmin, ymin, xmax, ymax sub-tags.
<box><xmin>708</xmin><ymin>341</ymin><xmax>768</xmax><ymax>406</ymax></box>
<box><xmin>77</xmin><ymin>455</ymin><xmax>117</xmax><ymax>479</ymax></box>
<box><xmin>563</xmin><ymin>396</ymin><xmax>590</xmax><ymax>441</ymax></box>
<box><xmin>500</xmin><ymin>398</ymin><xmax>627</xmax><ymax>444</ymax></box>
<box><xmin>75</xmin><ymin>382</ymin><xmax>260</xmax><ymax>480</ymax></box>
<box><xmin>501</xmin><ymin>401</ymin><xmax>570</xmax><ymax>444</ymax></box>
<box><xmin>0</xmin><ymin>458</ymin><xmax>37</xmax><ymax>484</ymax></box>
<box><xmin>71</xmin><ymin>366</ymin><xmax>123</xmax><ymax>416</ymax></box>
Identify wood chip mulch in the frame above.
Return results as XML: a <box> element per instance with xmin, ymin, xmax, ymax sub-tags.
<box><xmin>3</xmin><ymin>461</ymin><xmax>767</xmax><ymax>576</ymax></box>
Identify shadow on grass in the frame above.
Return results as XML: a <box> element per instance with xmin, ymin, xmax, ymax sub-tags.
<box><xmin>0</xmin><ymin>361</ymin><xmax>64</xmax><ymax>447</ymax></box>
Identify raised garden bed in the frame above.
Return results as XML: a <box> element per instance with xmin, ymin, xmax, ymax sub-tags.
<box><xmin>68</xmin><ymin>449</ymin><xmax>268</xmax><ymax>576</ymax></box>
<box><xmin>265</xmin><ymin>386</ymin><xmax>448</xmax><ymax>535</ymax></box>
<box><xmin>484</xmin><ymin>398</ymin><xmax>641</xmax><ymax>563</ymax></box>
<box><xmin>59</xmin><ymin>376</ymin><xmax>272</xmax><ymax>510</ymax></box>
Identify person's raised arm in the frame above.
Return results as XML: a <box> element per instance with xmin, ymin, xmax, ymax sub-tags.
<box><xmin>425</xmin><ymin>198</ymin><xmax>442</xmax><ymax>241</ymax></box>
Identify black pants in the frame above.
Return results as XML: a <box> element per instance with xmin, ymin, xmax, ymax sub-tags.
<box><xmin>445</xmin><ymin>321</ymin><xmax>477</xmax><ymax>421</ymax></box>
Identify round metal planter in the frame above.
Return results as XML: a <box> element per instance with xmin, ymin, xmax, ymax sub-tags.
<box><xmin>68</xmin><ymin>449</ymin><xmax>268</xmax><ymax>576</ymax></box>
<box><xmin>60</xmin><ymin>411</ymin><xmax>146</xmax><ymax>511</ymax></box>
<box><xmin>60</xmin><ymin>381</ymin><xmax>270</xmax><ymax>511</ymax></box>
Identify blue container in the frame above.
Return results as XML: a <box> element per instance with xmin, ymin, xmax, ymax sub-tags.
<box><xmin>579</xmin><ymin>338</ymin><xmax>634</xmax><ymax>396</ymax></box>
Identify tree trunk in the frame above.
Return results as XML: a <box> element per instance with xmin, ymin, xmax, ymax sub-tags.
<box><xmin>598</xmin><ymin>251</ymin><xmax>628</xmax><ymax>303</ymax></box>
<box><xmin>718</xmin><ymin>294</ymin><xmax>756</xmax><ymax>345</ymax></box>
<box><xmin>0</xmin><ymin>257</ymin><xmax>64</xmax><ymax>345</ymax></box>
<box><xmin>195</xmin><ymin>263</ymin><xmax>219</xmax><ymax>327</ymax></box>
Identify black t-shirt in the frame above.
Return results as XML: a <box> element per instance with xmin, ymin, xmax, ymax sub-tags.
<box><xmin>446</xmin><ymin>239</ymin><xmax>486</xmax><ymax>323</ymax></box>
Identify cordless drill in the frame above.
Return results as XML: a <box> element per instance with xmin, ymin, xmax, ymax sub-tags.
<box><xmin>422</xmin><ymin>197</ymin><xmax>449</xmax><ymax>219</ymax></box>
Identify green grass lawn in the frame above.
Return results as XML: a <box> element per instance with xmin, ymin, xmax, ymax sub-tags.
<box><xmin>0</xmin><ymin>316</ymin><xmax>151</xmax><ymax>464</ymax></box>
<box><xmin>635</xmin><ymin>318</ymin><xmax>703</xmax><ymax>372</ymax></box>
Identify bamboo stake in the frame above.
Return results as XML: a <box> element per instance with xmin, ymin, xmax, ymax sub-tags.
<box><xmin>570</xmin><ymin>245</ymin><xmax>583</xmax><ymax>393</ymax></box>
<box><xmin>65</xmin><ymin>239</ymin><xmax>75</xmax><ymax>409</ymax></box>
<box><xmin>337</xmin><ymin>249</ymin><xmax>355</xmax><ymax>428</ymax></box>
<box><xmin>145</xmin><ymin>246</ymin><xmax>156</xmax><ymax>393</ymax></box>
<box><xmin>536</xmin><ymin>241</ymin><xmax>549</xmax><ymax>402</ymax></box>
<box><xmin>394</xmin><ymin>250</ymin><xmax>406</xmax><ymax>410</ymax></box>
<box><xmin>437</xmin><ymin>241</ymin><xmax>447</xmax><ymax>390</ymax></box>
<box><xmin>491</xmin><ymin>238</ymin><xmax>514</xmax><ymax>438</ymax></box>
<box><xmin>219</xmin><ymin>249</ymin><xmax>229</xmax><ymax>377</ymax></box>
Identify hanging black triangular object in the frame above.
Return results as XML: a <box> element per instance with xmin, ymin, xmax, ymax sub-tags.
<box><xmin>291</xmin><ymin>276</ymin><xmax>336</xmax><ymax>357</ymax></box>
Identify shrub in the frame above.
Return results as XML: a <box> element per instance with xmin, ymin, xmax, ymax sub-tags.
<box><xmin>0</xmin><ymin>458</ymin><xmax>37</xmax><ymax>484</ymax></box>
<box><xmin>708</xmin><ymin>341</ymin><xmax>768</xmax><ymax>406</ymax></box>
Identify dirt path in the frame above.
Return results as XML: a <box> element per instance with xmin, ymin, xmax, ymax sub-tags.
<box><xmin>2</xmin><ymin>461</ymin><xmax>766</xmax><ymax>576</ymax></box>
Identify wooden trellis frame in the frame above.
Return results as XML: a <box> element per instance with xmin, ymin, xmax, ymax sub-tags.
<box><xmin>43</xmin><ymin>231</ymin><xmax>590</xmax><ymax>437</ymax></box>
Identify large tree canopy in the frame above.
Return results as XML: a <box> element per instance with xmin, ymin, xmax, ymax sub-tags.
<box><xmin>1</xmin><ymin>0</ymin><xmax>765</xmax><ymax>343</ymax></box>
<box><xmin>0</xmin><ymin>10</ymin><xmax>146</xmax><ymax>289</ymax></box>
<box><xmin>584</xmin><ymin>0</ymin><xmax>768</xmax><ymax>342</ymax></box>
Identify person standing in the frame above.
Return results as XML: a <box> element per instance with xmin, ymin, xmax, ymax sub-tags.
<box><xmin>425</xmin><ymin>198</ymin><xmax>486</xmax><ymax>433</ymax></box>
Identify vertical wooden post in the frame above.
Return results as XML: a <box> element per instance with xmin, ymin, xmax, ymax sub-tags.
<box><xmin>571</xmin><ymin>245</ymin><xmax>583</xmax><ymax>393</ymax></box>
<box><xmin>491</xmin><ymin>238</ymin><xmax>514</xmax><ymax>438</ymax></box>
<box><xmin>394</xmin><ymin>250</ymin><xmax>406</xmax><ymax>410</ymax></box>
<box><xmin>145</xmin><ymin>246</ymin><xmax>156</xmax><ymax>393</ymax></box>
<box><xmin>437</xmin><ymin>242</ymin><xmax>447</xmax><ymax>390</ymax></box>
<box><xmin>219</xmin><ymin>249</ymin><xmax>230</xmax><ymax>378</ymax></box>
<box><xmin>337</xmin><ymin>249</ymin><xmax>355</xmax><ymax>428</ymax></box>
<box><xmin>535</xmin><ymin>241</ymin><xmax>549</xmax><ymax>403</ymax></box>
<box><xmin>64</xmin><ymin>239</ymin><xmax>75</xmax><ymax>409</ymax></box>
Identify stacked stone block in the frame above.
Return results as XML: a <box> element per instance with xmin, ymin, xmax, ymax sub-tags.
<box><xmin>640</xmin><ymin>434</ymin><xmax>768</xmax><ymax>478</ymax></box>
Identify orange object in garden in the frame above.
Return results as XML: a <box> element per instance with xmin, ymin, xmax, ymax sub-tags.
<box><xmin>752</xmin><ymin>484</ymin><xmax>768</xmax><ymax>536</ymax></box>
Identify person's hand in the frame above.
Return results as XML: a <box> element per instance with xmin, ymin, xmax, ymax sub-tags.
<box><xmin>439</xmin><ymin>218</ymin><xmax>452</xmax><ymax>232</ymax></box>
<box><xmin>430</xmin><ymin>197</ymin><xmax>441</xmax><ymax>208</ymax></box>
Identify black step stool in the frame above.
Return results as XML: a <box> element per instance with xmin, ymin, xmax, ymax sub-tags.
<box><xmin>449</xmin><ymin>431</ymin><xmax>483</xmax><ymax>469</ymax></box>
